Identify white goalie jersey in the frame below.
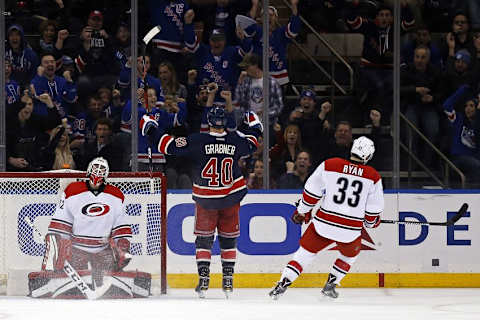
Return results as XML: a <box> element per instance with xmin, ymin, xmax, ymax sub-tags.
<box><xmin>47</xmin><ymin>181</ymin><xmax>132</xmax><ymax>253</ymax></box>
<box><xmin>297</xmin><ymin>157</ymin><xmax>384</xmax><ymax>242</ymax></box>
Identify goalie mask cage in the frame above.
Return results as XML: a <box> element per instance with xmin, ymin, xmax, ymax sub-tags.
<box><xmin>0</xmin><ymin>171</ymin><xmax>167</xmax><ymax>296</ymax></box>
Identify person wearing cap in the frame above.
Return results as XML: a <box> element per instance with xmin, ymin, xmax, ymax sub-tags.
<box><xmin>244</xmin><ymin>0</ymin><xmax>301</xmax><ymax>87</ymax></box>
<box><xmin>5</xmin><ymin>24</ymin><xmax>40</xmax><ymax>87</ymax></box>
<box><xmin>441</xmin><ymin>49</ymin><xmax>477</xmax><ymax>102</ymax></box>
<box><xmin>184</xmin><ymin>25</ymin><xmax>252</xmax><ymax>104</ymax></box>
<box><xmin>234</xmin><ymin>53</ymin><xmax>283</xmax><ymax>124</ymax></box>
<box><xmin>289</xmin><ymin>89</ymin><xmax>332</xmax><ymax>164</ymax></box>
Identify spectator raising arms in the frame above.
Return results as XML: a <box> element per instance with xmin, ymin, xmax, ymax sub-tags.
<box><xmin>30</xmin><ymin>53</ymin><xmax>78</xmax><ymax>117</ymax></box>
<box><xmin>246</xmin><ymin>0</ymin><xmax>301</xmax><ymax>87</ymax></box>
<box><xmin>158</xmin><ymin>61</ymin><xmax>187</xmax><ymax>100</ymax></box>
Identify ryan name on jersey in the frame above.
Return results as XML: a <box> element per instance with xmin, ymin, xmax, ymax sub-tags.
<box><xmin>342</xmin><ymin>164</ymin><xmax>364</xmax><ymax>177</ymax></box>
<box><xmin>205</xmin><ymin>143</ymin><xmax>236</xmax><ymax>155</ymax></box>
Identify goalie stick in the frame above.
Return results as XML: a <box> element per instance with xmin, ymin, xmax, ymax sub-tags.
<box><xmin>25</xmin><ymin>216</ymin><xmax>111</xmax><ymax>299</ymax></box>
<box><xmin>381</xmin><ymin>203</ymin><xmax>468</xmax><ymax>226</ymax></box>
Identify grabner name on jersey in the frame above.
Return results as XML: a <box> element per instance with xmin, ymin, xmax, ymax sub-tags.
<box><xmin>205</xmin><ymin>144</ymin><xmax>236</xmax><ymax>155</ymax></box>
<box><xmin>343</xmin><ymin>164</ymin><xmax>364</xmax><ymax>176</ymax></box>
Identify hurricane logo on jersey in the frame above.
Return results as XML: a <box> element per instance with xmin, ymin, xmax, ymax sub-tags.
<box><xmin>81</xmin><ymin>203</ymin><xmax>110</xmax><ymax>217</ymax></box>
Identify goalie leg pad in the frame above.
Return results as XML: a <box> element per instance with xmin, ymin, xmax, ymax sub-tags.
<box><xmin>28</xmin><ymin>270</ymin><xmax>94</xmax><ymax>299</ymax></box>
<box><xmin>42</xmin><ymin>234</ymin><xmax>72</xmax><ymax>271</ymax></box>
<box><xmin>28</xmin><ymin>270</ymin><xmax>151</xmax><ymax>299</ymax></box>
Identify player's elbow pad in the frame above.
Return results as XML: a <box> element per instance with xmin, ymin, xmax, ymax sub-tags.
<box><xmin>140</xmin><ymin>115</ymin><xmax>158</xmax><ymax>136</ymax></box>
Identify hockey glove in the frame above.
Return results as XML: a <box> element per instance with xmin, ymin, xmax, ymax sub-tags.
<box><xmin>291</xmin><ymin>210</ymin><xmax>312</xmax><ymax>225</ymax></box>
<box><xmin>111</xmin><ymin>238</ymin><xmax>132</xmax><ymax>270</ymax></box>
<box><xmin>140</xmin><ymin>114</ymin><xmax>159</xmax><ymax>137</ymax></box>
<box><xmin>243</xmin><ymin>111</ymin><xmax>264</xmax><ymax>134</ymax></box>
<box><xmin>363</xmin><ymin>216</ymin><xmax>381</xmax><ymax>229</ymax></box>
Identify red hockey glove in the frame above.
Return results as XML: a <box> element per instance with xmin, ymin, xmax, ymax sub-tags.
<box><xmin>111</xmin><ymin>238</ymin><xmax>131</xmax><ymax>270</ymax></box>
<box><xmin>291</xmin><ymin>210</ymin><xmax>312</xmax><ymax>224</ymax></box>
<box><xmin>363</xmin><ymin>216</ymin><xmax>381</xmax><ymax>229</ymax></box>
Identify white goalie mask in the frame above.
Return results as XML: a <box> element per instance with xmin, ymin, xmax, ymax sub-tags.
<box><xmin>350</xmin><ymin>136</ymin><xmax>375</xmax><ymax>164</ymax></box>
<box><xmin>86</xmin><ymin>157</ymin><xmax>109</xmax><ymax>187</ymax></box>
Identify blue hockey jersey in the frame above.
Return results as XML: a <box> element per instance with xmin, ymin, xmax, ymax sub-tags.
<box><xmin>245</xmin><ymin>14</ymin><xmax>301</xmax><ymax>85</ymax></box>
<box><xmin>159</xmin><ymin>130</ymin><xmax>259</xmax><ymax>209</ymax></box>
<box><xmin>147</xmin><ymin>0</ymin><xmax>196</xmax><ymax>53</ymax></box>
<box><xmin>30</xmin><ymin>74</ymin><xmax>78</xmax><ymax>117</ymax></box>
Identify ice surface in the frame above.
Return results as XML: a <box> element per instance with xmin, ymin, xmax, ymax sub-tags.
<box><xmin>0</xmin><ymin>288</ymin><xmax>479</xmax><ymax>320</ymax></box>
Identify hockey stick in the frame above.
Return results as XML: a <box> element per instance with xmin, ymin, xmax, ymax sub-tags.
<box><xmin>24</xmin><ymin>216</ymin><xmax>112</xmax><ymax>299</ymax></box>
<box><xmin>141</xmin><ymin>26</ymin><xmax>161</xmax><ymax>178</ymax></box>
<box><xmin>381</xmin><ymin>203</ymin><xmax>468</xmax><ymax>226</ymax></box>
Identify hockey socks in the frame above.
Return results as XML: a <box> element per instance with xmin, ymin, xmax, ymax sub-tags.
<box><xmin>330</xmin><ymin>253</ymin><xmax>357</xmax><ymax>285</ymax></box>
<box><xmin>281</xmin><ymin>246</ymin><xmax>316</xmax><ymax>283</ymax></box>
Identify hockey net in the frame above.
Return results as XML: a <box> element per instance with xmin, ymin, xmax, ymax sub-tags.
<box><xmin>0</xmin><ymin>171</ymin><xmax>167</xmax><ymax>296</ymax></box>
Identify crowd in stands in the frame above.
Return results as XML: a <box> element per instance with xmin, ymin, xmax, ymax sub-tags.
<box><xmin>4</xmin><ymin>0</ymin><xmax>480</xmax><ymax>188</ymax></box>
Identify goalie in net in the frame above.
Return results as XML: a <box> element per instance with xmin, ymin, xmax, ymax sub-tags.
<box><xmin>28</xmin><ymin>157</ymin><xmax>151</xmax><ymax>298</ymax></box>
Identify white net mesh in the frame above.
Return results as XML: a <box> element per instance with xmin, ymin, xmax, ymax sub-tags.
<box><xmin>0</xmin><ymin>172</ymin><xmax>166</xmax><ymax>296</ymax></box>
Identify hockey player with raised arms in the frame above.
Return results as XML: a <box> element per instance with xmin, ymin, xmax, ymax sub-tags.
<box><xmin>29</xmin><ymin>157</ymin><xmax>151</xmax><ymax>298</ymax></box>
<box><xmin>269</xmin><ymin>136</ymin><xmax>384</xmax><ymax>299</ymax></box>
<box><xmin>142</xmin><ymin>106</ymin><xmax>262</xmax><ymax>298</ymax></box>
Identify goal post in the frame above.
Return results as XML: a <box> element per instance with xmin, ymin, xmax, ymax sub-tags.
<box><xmin>0</xmin><ymin>171</ymin><xmax>167</xmax><ymax>296</ymax></box>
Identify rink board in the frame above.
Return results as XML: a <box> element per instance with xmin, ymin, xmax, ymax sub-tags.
<box><xmin>1</xmin><ymin>190</ymin><xmax>479</xmax><ymax>292</ymax></box>
<box><xmin>165</xmin><ymin>190</ymin><xmax>480</xmax><ymax>288</ymax></box>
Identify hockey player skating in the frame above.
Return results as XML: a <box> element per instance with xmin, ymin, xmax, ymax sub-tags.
<box><xmin>269</xmin><ymin>136</ymin><xmax>384</xmax><ymax>300</ymax></box>
<box><xmin>143</xmin><ymin>107</ymin><xmax>262</xmax><ymax>298</ymax></box>
<box><xmin>29</xmin><ymin>157</ymin><xmax>151</xmax><ymax>298</ymax></box>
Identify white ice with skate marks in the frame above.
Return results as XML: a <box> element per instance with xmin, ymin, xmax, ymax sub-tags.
<box><xmin>1</xmin><ymin>288</ymin><xmax>480</xmax><ymax>320</ymax></box>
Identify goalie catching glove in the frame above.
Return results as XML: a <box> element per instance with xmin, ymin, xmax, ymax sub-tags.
<box><xmin>110</xmin><ymin>238</ymin><xmax>132</xmax><ymax>270</ymax></box>
<box><xmin>291</xmin><ymin>210</ymin><xmax>312</xmax><ymax>225</ymax></box>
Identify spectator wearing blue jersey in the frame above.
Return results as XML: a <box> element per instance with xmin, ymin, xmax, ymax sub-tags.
<box><xmin>245</xmin><ymin>0</ymin><xmax>301</xmax><ymax>87</ymax></box>
<box><xmin>30</xmin><ymin>53</ymin><xmax>78</xmax><ymax>118</ymax></box>
<box><xmin>5</xmin><ymin>60</ymin><xmax>21</xmax><ymax>110</ymax></box>
<box><xmin>442</xmin><ymin>85</ymin><xmax>480</xmax><ymax>186</ymax></box>
<box><xmin>5</xmin><ymin>24</ymin><xmax>40</xmax><ymax>87</ymax></box>
<box><xmin>147</xmin><ymin>0</ymin><xmax>196</xmax><ymax>83</ymax></box>
<box><xmin>186</xmin><ymin>70</ymin><xmax>210</xmax><ymax>133</ymax></box>
<box><xmin>185</xmin><ymin>26</ymin><xmax>252</xmax><ymax>104</ymax></box>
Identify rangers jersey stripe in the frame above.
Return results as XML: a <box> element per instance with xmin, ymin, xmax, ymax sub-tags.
<box><xmin>192</xmin><ymin>177</ymin><xmax>246</xmax><ymax>198</ymax></box>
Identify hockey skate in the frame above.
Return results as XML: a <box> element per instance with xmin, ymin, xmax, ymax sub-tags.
<box><xmin>195</xmin><ymin>266</ymin><xmax>210</xmax><ymax>298</ymax></box>
<box><xmin>321</xmin><ymin>273</ymin><xmax>339</xmax><ymax>299</ymax></box>
<box><xmin>269</xmin><ymin>277</ymin><xmax>292</xmax><ymax>300</ymax></box>
<box><xmin>222</xmin><ymin>266</ymin><xmax>234</xmax><ymax>299</ymax></box>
